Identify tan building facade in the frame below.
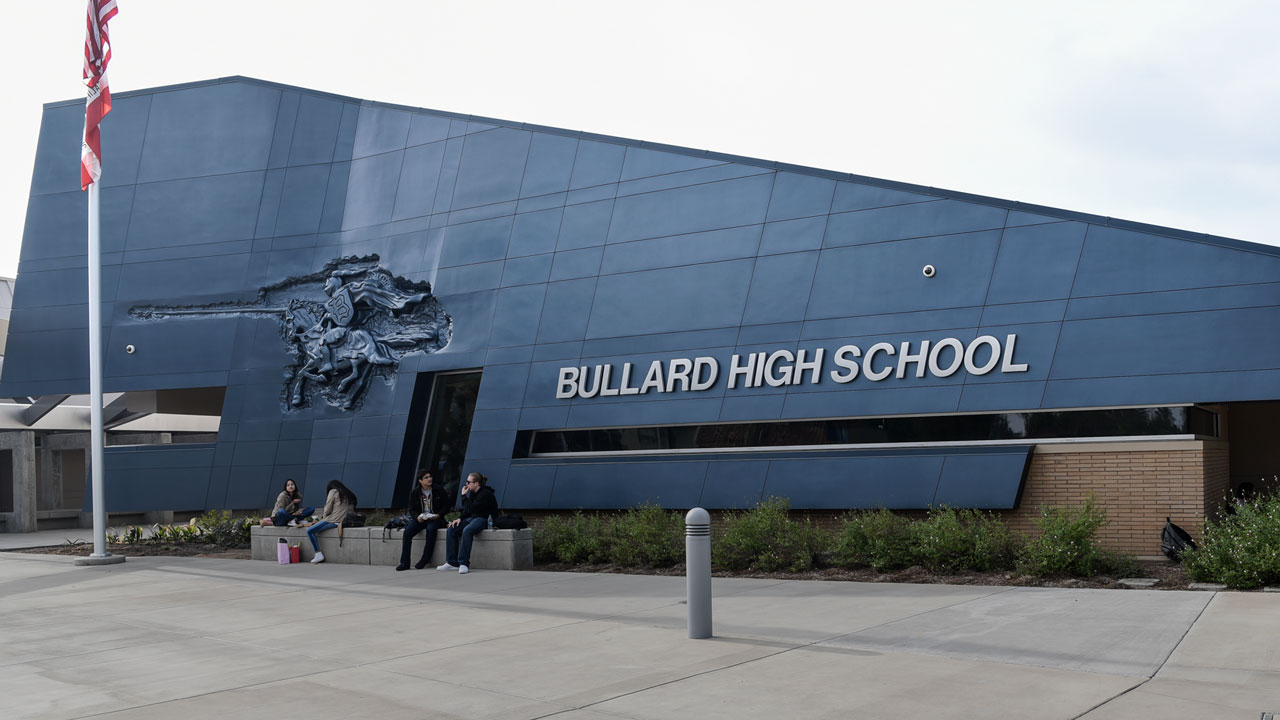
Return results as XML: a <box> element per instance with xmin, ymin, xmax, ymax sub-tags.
<box><xmin>1002</xmin><ymin>439</ymin><xmax>1229</xmax><ymax>556</ymax></box>
<box><xmin>999</xmin><ymin>401</ymin><xmax>1276</xmax><ymax>556</ymax></box>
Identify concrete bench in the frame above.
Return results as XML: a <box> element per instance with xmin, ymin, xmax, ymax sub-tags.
<box><xmin>250</xmin><ymin>525</ymin><xmax>533</xmax><ymax>570</ymax></box>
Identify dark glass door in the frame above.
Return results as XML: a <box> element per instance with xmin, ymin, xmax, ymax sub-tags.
<box><xmin>415</xmin><ymin>371</ymin><xmax>482</xmax><ymax>501</ymax></box>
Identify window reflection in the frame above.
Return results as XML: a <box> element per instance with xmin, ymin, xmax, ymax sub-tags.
<box><xmin>523</xmin><ymin>406</ymin><xmax>1216</xmax><ymax>456</ymax></box>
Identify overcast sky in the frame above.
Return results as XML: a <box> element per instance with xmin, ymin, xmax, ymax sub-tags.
<box><xmin>2</xmin><ymin>1</ymin><xmax>1277</xmax><ymax>279</ymax></box>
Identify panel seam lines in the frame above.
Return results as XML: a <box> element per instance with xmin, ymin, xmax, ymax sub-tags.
<box><xmin>781</xmin><ymin>177</ymin><xmax>838</xmax><ymax>421</ymax></box>
<box><xmin>1039</xmin><ymin>224</ymin><xmax>1091</xmax><ymax>406</ymax></box>
<box><xmin>958</xmin><ymin>208</ymin><xmax>1012</xmax><ymax>413</ymax></box>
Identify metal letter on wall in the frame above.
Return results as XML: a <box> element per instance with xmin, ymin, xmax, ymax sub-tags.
<box><xmin>130</xmin><ymin>255</ymin><xmax>452</xmax><ymax>412</ymax></box>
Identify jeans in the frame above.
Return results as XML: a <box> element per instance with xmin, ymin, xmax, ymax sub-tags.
<box><xmin>445</xmin><ymin>517</ymin><xmax>487</xmax><ymax>566</ymax></box>
<box><xmin>306</xmin><ymin>520</ymin><xmax>337</xmax><ymax>551</ymax></box>
<box><xmin>399</xmin><ymin>516</ymin><xmax>443</xmax><ymax>567</ymax></box>
<box><xmin>273</xmin><ymin>507</ymin><xmax>315</xmax><ymax>526</ymax></box>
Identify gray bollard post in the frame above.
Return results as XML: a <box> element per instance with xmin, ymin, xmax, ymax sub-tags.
<box><xmin>685</xmin><ymin>507</ymin><xmax>712</xmax><ymax>639</ymax></box>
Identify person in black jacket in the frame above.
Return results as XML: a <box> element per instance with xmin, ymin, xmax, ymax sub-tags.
<box><xmin>397</xmin><ymin>470</ymin><xmax>450</xmax><ymax>571</ymax></box>
<box><xmin>437</xmin><ymin>472</ymin><xmax>498</xmax><ymax>574</ymax></box>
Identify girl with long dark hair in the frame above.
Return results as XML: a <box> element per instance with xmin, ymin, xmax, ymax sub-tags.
<box><xmin>260</xmin><ymin>478</ymin><xmax>314</xmax><ymax>527</ymax></box>
<box><xmin>304</xmin><ymin>479</ymin><xmax>357</xmax><ymax>563</ymax></box>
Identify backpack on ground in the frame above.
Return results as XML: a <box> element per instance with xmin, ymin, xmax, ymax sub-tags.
<box><xmin>1160</xmin><ymin>517</ymin><xmax>1196</xmax><ymax>561</ymax></box>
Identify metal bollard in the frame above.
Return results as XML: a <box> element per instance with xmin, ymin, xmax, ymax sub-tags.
<box><xmin>685</xmin><ymin>507</ymin><xmax>712</xmax><ymax>639</ymax></box>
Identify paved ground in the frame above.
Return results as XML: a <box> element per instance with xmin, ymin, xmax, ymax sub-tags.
<box><xmin>1</xmin><ymin>551</ymin><xmax>1278</xmax><ymax>720</ymax></box>
<box><xmin>0</xmin><ymin>528</ymin><xmax>100</xmax><ymax>551</ymax></box>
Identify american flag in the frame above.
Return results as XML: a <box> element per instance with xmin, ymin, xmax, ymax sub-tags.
<box><xmin>81</xmin><ymin>0</ymin><xmax>119</xmax><ymax>190</ymax></box>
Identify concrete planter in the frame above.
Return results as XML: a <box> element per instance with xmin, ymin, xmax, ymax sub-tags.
<box><xmin>251</xmin><ymin>526</ymin><xmax>532</xmax><ymax>569</ymax></box>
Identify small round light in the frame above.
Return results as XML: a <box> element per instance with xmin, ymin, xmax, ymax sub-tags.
<box><xmin>125</xmin><ymin>344</ymin><xmax>136</xmax><ymax>354</ymax></box>
<box><xmin>922</xmin><ymin>264</ymin><xmax>936</xmax><ymax>278</ymax></box>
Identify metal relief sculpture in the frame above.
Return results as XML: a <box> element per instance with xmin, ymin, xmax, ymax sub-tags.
<box><xmin>130</xmin><ymin>255</ymin><xmax>451</xmax><ymax>411</ymax></box>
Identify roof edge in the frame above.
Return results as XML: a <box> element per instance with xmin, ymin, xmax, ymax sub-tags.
<box><xmin>39</xmin><ymin>75</ymin><xmax>1280</xmax><ymax>258</ymax></box>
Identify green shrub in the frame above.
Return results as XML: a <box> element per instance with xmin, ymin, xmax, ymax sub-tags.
<box><xmin>110</xmin><ymin>525</ymin><xmax>143</xmax><ymax>544</ymax></box>
<box><xmin>713</xmin><ymin>498</ymin><xmax>829</xmax><ymax>572</ymax></box>
<box><xmin>1099</xmin><ymin>550</ymin><xmax>1141</xmax><ymax>578</ymax></box>
<box><xmin>193</xmin><ymin>509</ymin><xmax>254</xmax><ymax>548</ymax></box>
<box><xmin>148</xmin><ymin>523</ymin><xmax>200</xmax><ymax>544</ymax></box>
<box><xmin>911</xmin><ymin>507</ymin><xmax>1021</xmax><ymax>573</ymax></box>
<box><xmin>1182</xmin><ymin>493</ymin><xmax>1280</xmax><ymax>589</ymax></box>
<box><xmin>832</xmin><ymin>509</ymin><xmax>915</xmax><ymax>571</ymax></box>
<box><xmin>532</xmin><ymin>511</ymin><xmax>610</xmax><ymax>564</ymax></box>
<box><xmin>364</xmin><ymin>509</ymin><xmax>392</xmax><ymax>527</ymax></box>
<box><xmin>1016</xmin><ymin>495</ymin><xmax>1134</xmax><ymax>577</ymax></box>
<box><xmin>532</xmin><ymin>515</ymin><xmax>571</xmax><ymax>562</ymax></box>
<box><xmin>606</xmin><ymin>504</ymin><xmax>684</xmax><ymax>567</ymax></box>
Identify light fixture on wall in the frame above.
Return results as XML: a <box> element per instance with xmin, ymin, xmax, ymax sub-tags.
<box><xmin>922</xmin><ymin>264</ymin><xmax>936</xmax><ymax>278</ymax></box>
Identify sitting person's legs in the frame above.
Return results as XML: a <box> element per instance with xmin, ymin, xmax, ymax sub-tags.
<box><xmin>306</xmin><ymin>520</ymin><xmax>337</xmax><ymax>551</ymax></box>
<box><xmin>443</xmin><ymin>523</ymin><xmax>462</xmax><ymax>567</ymax></box>
<box><xmin>456</xmin><ymin>516</ymin><xmax>487</xmax><ymax>568</ymax></box>
<box><xmin>399</xmin><ymin>516</ymin><xmax>439</xmax><ymax>569</ymax></box>
<box><xmin>417</xmin><ymin>519</ymin><xmax>442</xmax><ymax>568</ymax></box>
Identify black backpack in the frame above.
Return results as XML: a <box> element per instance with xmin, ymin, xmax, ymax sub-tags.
<box><xmin>382</xmin><ymin>514</ymin><xmax>413</xmax><ymax>541</ymax></box>
<box><xmin>336</xmin><ymin>512</ymin><xmax>366</xmax><ymax>547</ymax></box>
<box><xmin>1160</xmin><ymin>517</ymin><xmax>1197</xmax><ymax>561</ymax></box>
<box><xmin>492</xmin><ymin>513</ymin><xmax>527</xmax><ymax>530</ymax></box>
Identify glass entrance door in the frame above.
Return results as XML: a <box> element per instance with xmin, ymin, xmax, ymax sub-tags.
<box><xmin>415</xmin><ymin>371</ymin><xmax>482</xmax><ymax>501</ymax></box>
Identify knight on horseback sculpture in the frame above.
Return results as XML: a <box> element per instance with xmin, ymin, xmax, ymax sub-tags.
<box><xmin>130</xmin><ymin>256</ymin><xmax>451</xmax><ymax>412</ymax></box>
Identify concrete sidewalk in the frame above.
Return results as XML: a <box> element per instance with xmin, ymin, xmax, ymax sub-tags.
<box><xmin>0</xmin><ymin>526</ymin><xmax>165</xmax><ymax>551</ymax></box>
<box><xmin>0</xmin><ymin>528</ymin><xmax>100</xmax><ymax>551</ymax></box>
<box><xmin>0</xmin><ymin>553</ymin><xmax>1276</xmax><ymax>720</ymax></box>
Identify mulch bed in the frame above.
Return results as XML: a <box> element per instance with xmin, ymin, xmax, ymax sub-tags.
<box><xmin>8</xmin><ymin>545</ymin><xmax>1189</xmax><ymax>588</ymax></box>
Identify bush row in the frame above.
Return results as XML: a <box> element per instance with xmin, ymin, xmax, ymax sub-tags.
<box><xmin>533</xmin><ymin>503</ymin><xmax>685</xmax><ymax>567</ymax></box>
<box><xmin>1182</xmin><ymin>491</ymin><xmax>1280</xmax><ymax>589</ymax></box>
<box><xmin>533</xmin><ymin>496</ymin><xmax>1138</xmax><ymax>578</ymax></box>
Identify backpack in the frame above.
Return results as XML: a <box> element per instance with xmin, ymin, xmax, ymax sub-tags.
<box><xmin>382</xmin><ymin>514</ymin><xmax>413</xmax><ymax>541</ymax></box>
<box><xmin>1160</xmin><ymin>517</ymin><xmax>1197</xmax><ymax>561</ymax></box>
<box><xmin>493</xmin><ymin>513</ymin><xmax>527</xmax><ymax>530</ymax></box>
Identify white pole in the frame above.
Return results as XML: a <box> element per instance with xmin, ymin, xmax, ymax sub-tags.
<box><xmin>87</xmin><ymin>181</ymin><xmax>109</xmax><ymax>559</ymax></box>
<box><xmin>685</xmin><ymin>507</ymin><xmax>712</xmax><ymax>639</ymax></box>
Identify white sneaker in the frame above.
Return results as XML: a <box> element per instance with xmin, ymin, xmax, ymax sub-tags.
<box><xmin>310</xmin><ymin>551</ymin><xmax>325</xmax><ymax>564</ymax></box>
<box><xmin>436</xmin><ymin>563</ymin><xmax>457</xmax><ymax>571</ymax></box>
<box><xmin>287</xmin><ymin>519</ymin><xmax>298</xmax><ymax>527</ymax></box>
<box><xmin>458</xmin><ymin>565</ymin><xmax>469</xmax><ymax>574</ymax></box>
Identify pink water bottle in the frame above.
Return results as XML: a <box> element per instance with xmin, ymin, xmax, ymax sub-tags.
<box><xmin>277</xmin><ymin>538</ymin><xmax>289</xmax><ymax>564</ymax></box>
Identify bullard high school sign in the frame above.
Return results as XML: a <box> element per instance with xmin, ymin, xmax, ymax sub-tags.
<box><xmin>556</xmin><ymin>334</ymin><xmax>1029</xmax><ymax>399</ymax></box>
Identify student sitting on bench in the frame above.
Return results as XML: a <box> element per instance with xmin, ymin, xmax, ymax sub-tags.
<box><xmin>437</xmin><ymin>472</ymin><xmax>497</xmax><ymax>574</ymax></box>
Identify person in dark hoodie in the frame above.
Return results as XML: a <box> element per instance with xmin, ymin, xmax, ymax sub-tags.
<box><xmin>437</xmin><ymin>472</ymin><xmax>498</xmax><ymax>574</ymax></box>
<box><xmin>396</xmin><ymin>470</ymin><xmax>450</xmax><ymax>571</ymax></box>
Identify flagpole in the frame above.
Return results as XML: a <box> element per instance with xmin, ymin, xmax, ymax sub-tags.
<box><xmin>74</xmin><ymin>0</ymin><xmax>122</xmax><ymax>567</ymax></box>
<box><xmin>87</xmin><ymin>181</ymin><xmax>110</xmax><ymax>559</ymax></box>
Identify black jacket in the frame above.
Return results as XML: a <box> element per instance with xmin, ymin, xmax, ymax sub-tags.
<box><xmin>408</xmin><ymin>484</ymin><xmax>451</xmax><ymax>518</ymax></box>
<box><xmin>458</xmin><ymin>484</ymin><xmax>498</xmax><ymax>523</ymax></box>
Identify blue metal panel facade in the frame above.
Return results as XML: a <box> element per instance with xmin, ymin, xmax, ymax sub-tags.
<box><xmin>9</xmin><ymin>77</ymin><xmax>1280</xmax><ymax>513</ymax></box>
<box><xmin>500</xmin><ymin>445</ymin><xmax>1031</xmax><ymax>511</ymax></box>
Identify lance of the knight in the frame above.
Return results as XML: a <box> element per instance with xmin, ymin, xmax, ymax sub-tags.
<box><xmin>129</xmin><ymin>306</ymin><xmax>290</xmax><ymax>320</ymax></box>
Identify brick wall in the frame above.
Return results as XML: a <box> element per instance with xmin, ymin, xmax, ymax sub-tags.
<box><xmin>998</xmin><ymin>440</ymin><xmax>1230</xmax><ymax>556</ymax></box>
